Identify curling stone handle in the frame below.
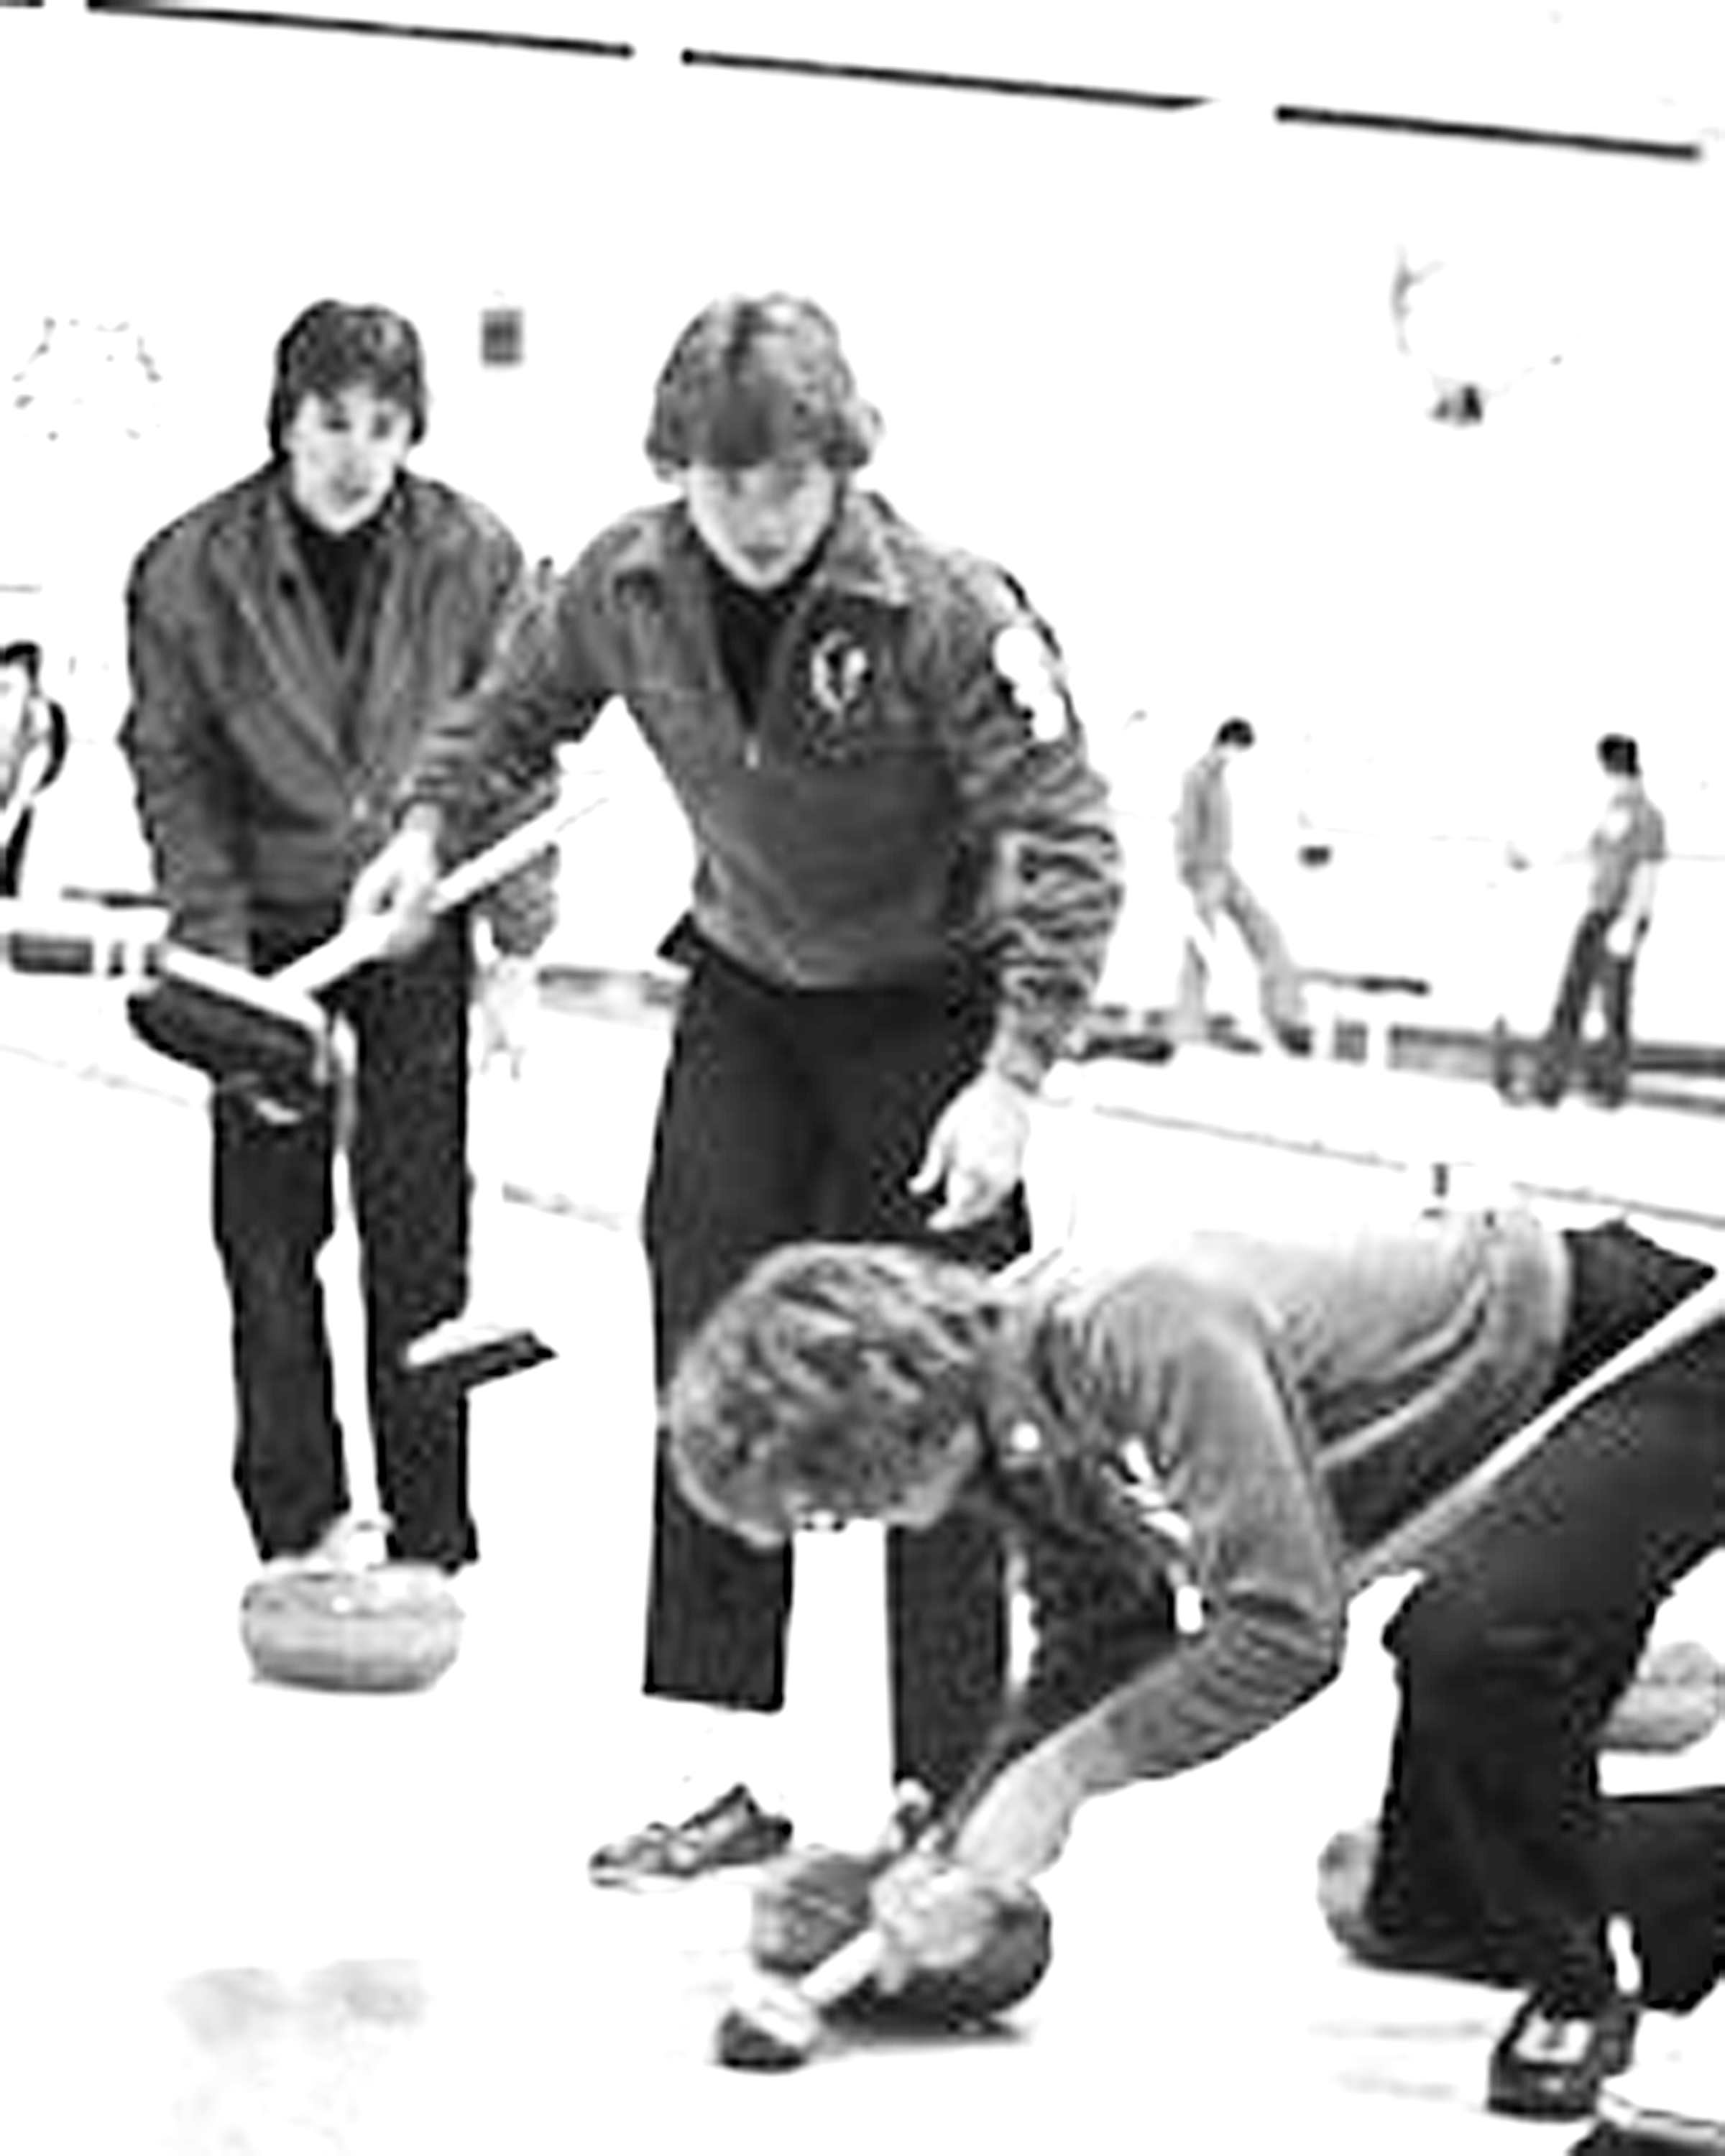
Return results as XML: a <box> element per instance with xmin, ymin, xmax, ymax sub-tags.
<box><xmin>275</xmin><ymin>794</ymin><xmax>597</xmax><ymax>1000</ymax></box>
<box><xmin>795</xmin><ymin>1924</ymin><xmax>891</xmax><ymax>2012</ymax></box>
<box><xmin>790</xmin><ymin>1784</ymin><xmax>941</xmax><ymax>2013</ymax></box>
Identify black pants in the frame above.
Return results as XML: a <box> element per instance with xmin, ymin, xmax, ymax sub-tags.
<box><xmin>212</xmin><ymin>913</ymin><xmax>474</xmax><ymax>1569</ymax></box>
<box><xmin>1368</xmin><ymin>1222</ymin><xmax>1725</xmax><ymax>2010</ymax></box>
<box><xmin>0</xmin><ymin>807</ymin><xmax>36</xmax><ymax>896</ymax></box>
<box><xmin>641</xmin><ymin>934</ymin><xmax>1031</xmax><ymax>1807</ymax></box>
<box><xmin>1534</xmin><ymin>908</ymin><xmax>1639</xmax><ymax>1106</ymax></box>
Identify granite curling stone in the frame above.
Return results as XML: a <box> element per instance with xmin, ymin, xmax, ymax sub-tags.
<box><xmin>752</xmin><ymin>1845</ymin><xmax>1054</xmax><ymax>2030</ymax></box>
<box><xmin>1599</xmin><ymin>1639</ymin><xmax>1725</xmax><ymax>1756</ymax></box>
<box><xmin>240</xmin><ymin>1559</ymin><xmax>463</xmax><ymax>1692</ymax></box>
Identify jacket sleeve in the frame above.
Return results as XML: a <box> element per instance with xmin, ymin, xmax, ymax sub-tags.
<box><xmin>400</xmin><ymin>540</ymin><xmax>619</xmax><ymax>861</ymax></box>
<box><xmin>942</xmin><ymin>1286</ymin><xmax>1349</xmax><ymax>1884</ymax></box>
<box><xmin>919</xmin><ymin>561</ymin><xmax>1124</xmax><ymax>1091</ymax></box>
<box><xmin>465</xmin><ymin>543</ymin><xmax>564</xmax><ymax>957</ymax></box>
<box><xmin>119</xmin><ymin>546</ymin><xmax>252</xmax><ymax>962</ymax></box>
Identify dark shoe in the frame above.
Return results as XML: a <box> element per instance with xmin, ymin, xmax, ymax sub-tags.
<box><xmin>589</xmin><ymin>1783</ymin><xmax>794</xmax><ymax>1888</ymax></box>
<box><xmin>1488</xmin><ymin>1989</ymin><xmax>1639</xmax><ymax>2120</ymax></box>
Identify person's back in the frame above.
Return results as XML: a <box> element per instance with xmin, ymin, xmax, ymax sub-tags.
<box><xmin>1174</xmin><ymin>727</ymin><xmax>1241</xmax><ymax>894</ymax></box>
<box><xmin>1588</xmin><ymin>766</ymin><xmax>1665</xmax><ymax>918</ymax></box>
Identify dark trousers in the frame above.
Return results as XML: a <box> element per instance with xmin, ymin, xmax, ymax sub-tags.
<box><xmin>212</xmin><ymin>914</ymin><xmax>474</xmax><ymax>1569</ymax></box>
<box><xmin>641</xmin><ymin>936</ymin><xmax>1031</xmax><ymax>1806</ymax></box>
<box><xmin>1534</xmin><ymin>908</ymin><xmax>1639</xmax><ymax>1105</ymax></box>
<box><xmin>1368</xmin><ymin>1222</ymin><xmax>1725</xmax><ymax>2010</ymax></box>
<box><xmin>0</xmin><ymin>808</ymin><xmax>36</xmax><ymax>896</ymax></box>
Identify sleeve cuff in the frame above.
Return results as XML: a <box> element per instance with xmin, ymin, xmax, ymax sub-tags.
<box><xmin>983</xmin><ymin>1031</ymin><xmax>1053</xmax><ymax>1095</ymax></box>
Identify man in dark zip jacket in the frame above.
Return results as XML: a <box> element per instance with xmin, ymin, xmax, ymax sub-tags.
<box><xmin>347</xmin><ymin>293</ymin><xmax>1125</xmax><ymax>1876</ymax></box>
<box><xmin>121</xmin><ymin>300</ymin><xmax>553</xmax><ymax>1579</ymax></box>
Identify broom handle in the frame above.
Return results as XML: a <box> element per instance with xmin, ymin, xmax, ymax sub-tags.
<box><xmin>1350</xmin><ymin>1264</ymin><xmax>1725</xmax><ymax>1588</ymax></box>
<box><xmin>796</xmin><ymin>1925</ymin><xmax>892</xmax><ymax>2010</ymax></box>
<box><xmin>275</xmin><ymin>794</ymin><xmax>597</xmax><ymax>999</ymax></box>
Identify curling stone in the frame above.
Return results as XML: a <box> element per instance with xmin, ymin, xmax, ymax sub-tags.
<box><xmin>239</xmin><ymin>1526</ymin><xmax>463</xmax><ymax>1693</ymax></box>
<box><xmin>716</xmin><ymin>1885</ymin><xmax>1055</xmax><ymax>2073</ymax></box>
<box><xmin>864</xmin><ymin>1884</ymin><xmax>1052</xmax><ymax>2030</ymax></box>
<box><xmin>1601</xmin><ymin>1639</ymin><xmax>1725</xmax><ymax>1756</ymax></box>
<box><xmin>714</xmin><ymin>1978</ymin><xmax>826</xmax><ymax>2073</ymax></box>
<box><xmin>748</xmin><ymin>1846</ymin><xmax>1054</xmax><ymax>2035</ymax></box>
<box><xmin>1315</xmin><ymin>1821</ymin><xmax>1379</xmax><ymax>1957</ymax></box>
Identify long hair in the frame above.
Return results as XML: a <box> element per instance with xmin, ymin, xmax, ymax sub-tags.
<box><xmin>666</xmin><ymin>1241</ymin><xmax>1001</xmax><ymax>1544</ymax></box>
<box><xmin>645</xmin><ymin>293</ymin><xmax>882</xmax><ymax>477</ymax></box>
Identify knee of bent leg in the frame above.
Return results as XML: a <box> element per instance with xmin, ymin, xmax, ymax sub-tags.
<box><xmin>1389</xmin><ymin>1591</ymin><xmax>1589</xmax><ymax>1738</ymax></box>
<box><xmin>1384</xmin><ymin>1586</ymin><xmax>1506</xmax><ymax>1700</ymax></box>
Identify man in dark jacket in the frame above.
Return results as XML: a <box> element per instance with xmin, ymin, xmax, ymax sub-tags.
<box><xmin>121</xmin><ymin>299</ymin><xmax>552</xmax><ymax>1579</ymax></box>
<box><xmin>664</xmin><ymin>1212</ymin><xmax>1725</xmax><ymax>2119</ymax></box>
<box><xmin>346</xmin><ymin>292</ymin><xmax>1125</xmax><ymax>1877</ymax></box>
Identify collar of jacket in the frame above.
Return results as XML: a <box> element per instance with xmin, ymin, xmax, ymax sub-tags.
<box><xmin>200</xmin><ymin>467</ymin><xmax>425</xmax><ymax>772</ymax></box>
<box><xmin>205</xmin><ymin>464</ymin><xmax>431</xmax><ymax>593</ymax></box>
<box><xmin>975</xmin><ymin>1273</ymin><xmax>1089</xmax><ymax>1475</ymax></box>
<box><xmin>605</xmin><ymin>484</ymin><xmax>916</xmax><ymax>612</ymax></box>
<box><xmin>967</xmin><ymin>1277</ymin><xmax>1197</xmax><ymax>1575</ymax></box>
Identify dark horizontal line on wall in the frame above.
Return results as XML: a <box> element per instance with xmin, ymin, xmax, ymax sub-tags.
<box><xmin>83</xmin><ymin>1</ymin><xmax>632</xmax><ymax>60</ymax></box>
<box><xmin>681</xmin><ymin>45</ymin><xmax>1208</xmax><ymax>111</ymax></box>
<box><xmin>68</xmin><ymin>12</ymin><xmax>1710</xmax><ymax>162</ymax></box>
<box><xmin>1276</xmin><ymin>100</ymin><xmax>1701</xmax><ymax>161</ymax></box>
<box><xmin>686</xmin><ymin>46</ymin><xmax>1703</xmax><ymax>161</ymax></box>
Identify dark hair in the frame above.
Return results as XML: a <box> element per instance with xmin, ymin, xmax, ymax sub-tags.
<box><xmin>645</xmin><ymin>293</ymin><xmax>882</xmax><ymax>476</ymax></box>
<box><xmin>0</xmin><ymin>640</ymin><xmax>42</xmax><ymax>683</ymax></box>
<box><xmin>1215</xmin><ymin>717</ymin><xmax>1255</xmax><ymax>751</ymax></box>
<box><xmin>266</xmin><ymin>300</ymin><xmax>428</xmax><ymax>455</ymax></box>
<box><xmin>1597</xmin><ymin>732</ymin><xmax>1641</xmax><ymax>778</ymax></box>
<box><xmin>666</xmin><ymin>1241</ymin><xmax>999</xmax><ymax>1545</ymax></box>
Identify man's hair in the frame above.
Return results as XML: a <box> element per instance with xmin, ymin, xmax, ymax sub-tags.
<box><xmin>266</xmin><ymin>300</ymin><xmax>428</xmax><ymax>455</ymax></box>
<box><xmin>666</xmin><ymin>1241</ymin><xmax>1000</xmax><ymax>1544</ymax></box>
<box><xmin>0</xmin><ymin>640</ymin><xmax>42</xmax><ymax>683</ymax></box>
<box><xmin>1215</xmin><ymin>717</ymin><xmax>1255</xmax><ymax>751</ymax></box>
<box><xmin>1597</xmin><ymin>732</ymin><xmax>1641</xmax><ymax>778</ymax></box>
<box><xmin>645</xmin><ymin>294</ymin><xmax>882</xmax><ymax>477</ymax></box>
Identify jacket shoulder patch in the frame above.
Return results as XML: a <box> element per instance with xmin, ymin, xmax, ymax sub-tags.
<box><xmin>991</xmin><ymin>621</ymin><xmax>1072</xmax><ymax>744</ymax></box>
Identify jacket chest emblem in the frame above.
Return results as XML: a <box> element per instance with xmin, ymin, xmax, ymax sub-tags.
<box><xmin>805</xmin><ymin>627</ymin><xmax>873</xmax><ymax>729</ymax></box>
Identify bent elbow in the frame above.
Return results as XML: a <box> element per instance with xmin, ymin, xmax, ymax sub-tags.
<box><xmin>1289</xmin><ymin>1613</ymin><xmax>1348</xmax><ymax>1709</ymax></box>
